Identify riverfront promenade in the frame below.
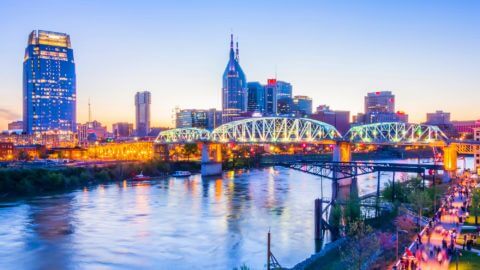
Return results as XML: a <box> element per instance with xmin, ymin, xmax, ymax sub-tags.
<box><xmin>395</xmin><ymin>176</ymin><xmax>475</xmax><ymax>270</ymax></box>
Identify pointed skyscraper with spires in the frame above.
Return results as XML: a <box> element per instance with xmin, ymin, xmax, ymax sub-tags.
<box><xmin>222</xmin><ymin>34</ymin><xmax>247</xmax><ymax>123</ymax></box>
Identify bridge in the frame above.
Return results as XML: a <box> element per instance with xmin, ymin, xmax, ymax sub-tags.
<box><xmin>154</xmin><ymin>117</ymin><xmax>478</xmax><ymax>175</ymax></box>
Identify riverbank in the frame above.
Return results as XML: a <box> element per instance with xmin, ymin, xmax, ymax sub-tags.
<box><xmin>0</xmin><ymin>160</ymin><xmax>200</xmax><ymax>198</ymax></box>
<box><xmin>0</xmin><ymin>148</ymin><xmax>447</xmax><ymax>200</ymax></box>
<box><xmin>290</xmin><ymin>177</ymin><xmax>452</xmax><ymax>270</ymax></box>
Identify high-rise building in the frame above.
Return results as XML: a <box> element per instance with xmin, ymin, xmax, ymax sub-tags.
<box><xmin>426</xmin><ymin>110</ymin><xmax>451</xmax><ymax>125</ymax></box>
<box><xmin>424</xmin><ymin>110</ymin><xmax>456</xmax><ymax>137</ymax></box>
<box><xmin>135</xmin><ymin>91</ymin><xmax>151</xmax><ymax>137</ymax></box>
<box><xmin>176</xmin><ymin>109</ymin><xmax>222</xmax><ymax>130</ymax></box>
<box><xmin>293</xmin><ymin>95</ymin><xmax>313</xmax><ymax>116</ymax></box>
<box><xmin>276</xmin><ymin>81</ymin><xmax>292</xmax><ymax>100</ymax></box>
<box><xmin>23</xmin><ymin>30</ymin><xmax>76</xmax><ymax>134</ymax></box>
<box><xmin>355</xmin><ymin>91</ymin><xmax>408</xmax><ymax>124</ymax></box>
<box><xmin>8</xmin><ymin>121</ymin><xmax>23</xmax><ymax>131</ymax></box>
<box><xmin>277</xmin><ymin>98</ymin><xmax>293</xmax><ymax>115</ymax></box>
<box><xmin>364</xmin><ymin>91</ymin><xmax>395</xmax><ymax>114</ymax></box>
<box><xmin>206</xmin><ymin>109</ymin><xmax>222</xmax><ymax>130</ymax></box>
<box><xmin>112</xmin><ymin>122</ymin><xmax>134</xmax><ymax>138</ymax></box>
<box><xmin>77</xmin><ymin>120</ymin><xmax>107</xmax><ymax>144</ymax></box>
<box><xmin>311</xmin><ymin>105</ymin><xmax>350</xmax><ymax>134</ymax></box>
<box><xmin>247</xmin><ymin>82</ymin><xmax>265</xmax><ymax>113</ymax></box>
<box><xmin>264</xmin><ymin>79</ymin><xmax>277</xmax><ymax>115</ymax></box>
<box><xmin>222</xmin><ymin>34</ymin><xmax>247</xmax><ymax>123</ymax></box>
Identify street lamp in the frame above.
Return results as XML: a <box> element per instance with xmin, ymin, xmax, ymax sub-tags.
<box><xmin>396</xmin><ymin>228</ymin><xmax>408</xmax><ymax>261</ymax></box>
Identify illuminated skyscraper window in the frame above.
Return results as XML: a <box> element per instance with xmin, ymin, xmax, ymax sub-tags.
<box><xmin>222</xmin><ymin>34</ymin><xmax>247</xmax><ymax>123</ymax></box>
<box><xmin>23</xmin><ymin>30</ymin><xmax>76</xmax><ymax>134</ymax></box>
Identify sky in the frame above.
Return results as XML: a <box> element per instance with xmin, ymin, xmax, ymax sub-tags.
<box><xmin>0</xmin><ymin>0</ymin><xmax>479</xmax><ymax>130</ymax></box>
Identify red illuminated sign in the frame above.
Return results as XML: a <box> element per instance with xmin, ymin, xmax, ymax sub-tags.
<box><xmin>267</xmin><ymin>79</ymin><xmax>277</xmax><ymax>85</ymax></box>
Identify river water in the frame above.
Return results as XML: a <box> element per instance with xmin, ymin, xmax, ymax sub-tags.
<box><xmin>0</xmin><ymin>157</ymin><xmax>474</xmax><ymax>270</ymax></box>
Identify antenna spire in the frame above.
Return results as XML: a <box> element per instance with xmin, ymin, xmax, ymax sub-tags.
<box><xmin>235</xmin><ymin>41</ymin><xmax>239</xmax><ymax>62</ymax></box>
<box><xmin>88</xmin><ymin>98</ymin><xmax>92</xmax><ymax>123</ymax></box>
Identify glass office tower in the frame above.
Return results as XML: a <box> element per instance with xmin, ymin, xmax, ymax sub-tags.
<box><xmin>222</xmin><ymin>34</ymin><xmax>247</xmax><ymax>123</ymax></box>
<box><xmin>23</xmin><ymin>30</ymin><xmax>76</xmax><ymax>134</ymax></box>
<box><xmin>135</xmin><ymin>91</ymin><xmax>151</xmax><ymax>137</ymax></box>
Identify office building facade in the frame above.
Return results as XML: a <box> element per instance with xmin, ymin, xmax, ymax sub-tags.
<box><xmin>311</xmin><ymin>105</ymin><xmax>350</xmax><ymax>134</ymax></box>
<box><xmin>135</xmin><ymin>91</ymin><xmax>151</xmax><ymax>137</ymax></box>
<box><xmin>264</xmin><ymin>79</ymin><xmax>277</xmax><ymax>115</ymax></box>
<box><xmin>23</xmin><ymin>30</ymin><xmax>76</xmax><ymax>134</ymax></box>
<box><xmin>8</xmin><ymin>121</ymin><xmax>23</xmax><ymax>131</ymax></box>
<box><xmin>365</xmin><ymin>91</ymin><xmax>395</xmax><ymax>114</ymax></box>
<box><xmin>426</xmin><ymin>110</ymin><xmax>451</xmax><ymax>125</ymax></box>
<box><xmin>293</xmin><ymin>95</ymin><xmax>313</xmax><ymax>116</ymax></box>
<box><xmin>222</xmin><ymin>34</ymin><xmax>247</xmax><ymax>123</ymax></box>
<box><xmin>176</xmin><ymin>109</ymin><xmax>222</xmax><ymax>130</ymax></box>
<box><xmin>354</xmin><ymin>91</ymin><xmax>408</xmax><ymax>124</ymax></box>
<box><xmin>276</xmin><ymin>81</ymin><xmax>292</xmax><ymax>100</ymax></box>
<box><xmin>247</xmin><ymin>82</ymin><xmax>265</xmax><ymax>113</ymax></box>
<box><xmin>112</xmin><ymin>122</ymin><xmax>134</xmax><ymax>138</ymax></box>
<box><xmin>474</xmin><ymin>128</ymin><xmax>480</xmax><ymax>174</ymax></box>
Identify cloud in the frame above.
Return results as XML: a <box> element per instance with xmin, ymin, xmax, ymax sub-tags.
<box><xmin>0</xmin><ymin>109</ymin><xmax>21</xmax><ymax>121</ymax></box>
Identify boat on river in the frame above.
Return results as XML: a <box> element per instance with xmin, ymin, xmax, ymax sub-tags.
<box><xmin>171</xmin><ymin>171</ymin><xmax>191</xmax><ymax>177</ymax></box>
<box><xmin>132</xmin><ymin>172</ymin><xmax>151</xmax><ymax>181</ymax></box>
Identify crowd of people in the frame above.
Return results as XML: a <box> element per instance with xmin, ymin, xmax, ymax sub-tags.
<box><xmin>395</xmin><ymin>176</ymin><xmax>476</xmax><ymax>270</ymax></box>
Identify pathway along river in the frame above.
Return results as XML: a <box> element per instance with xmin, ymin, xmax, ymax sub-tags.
<box><xmin>0</xmin><ymin>157</ymin><xmax>474</xmax><ymax>270</ymax></box>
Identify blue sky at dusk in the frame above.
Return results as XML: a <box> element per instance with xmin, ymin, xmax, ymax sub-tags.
<box><xmin>0</xmin><ymin>0</ymin><xmax>479</xmax><ymax>129</ymax></box>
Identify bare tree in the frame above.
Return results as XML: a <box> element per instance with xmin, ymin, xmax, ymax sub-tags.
<box><xmin>341</xmin><ymin>220</ymin><xmax>380</xmax><ymax>270</ymax></box>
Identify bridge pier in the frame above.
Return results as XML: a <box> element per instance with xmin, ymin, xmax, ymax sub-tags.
<box><xmin>443</xmin><ymin>144</ymin><xmax>457</xmax><ymax>181</ymax></box>
<box><xmin>332</xmin><ymin>141</ymin><xmax>351</xmax><ymax>163</ymax></box>
<box><xmin>332</xmin><ymin>142</ymin><xmax>353</xmax><ymax>199</ymax></box>
<box><xmin>201</xmin><ymin>143</ymin><xmax>222</xmax><ymax>176</ymax></box>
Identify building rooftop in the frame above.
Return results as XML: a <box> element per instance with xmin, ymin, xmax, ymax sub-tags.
<box><xmin>28</xmin><ymin>30</ymin><xmax>71</xmax><ymax>48</ymax></box>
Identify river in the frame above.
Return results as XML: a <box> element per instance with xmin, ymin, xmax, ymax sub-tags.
<box><xmin>0</xmin><ymin>157</ymin><xmax>474</xmax><ymax>270</ymax></box>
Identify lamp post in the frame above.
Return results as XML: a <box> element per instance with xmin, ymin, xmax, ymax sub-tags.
<box><xmin>396</xmin><ymin>228</ymin><xmax>408</xmax><ymax>262</ymax></box>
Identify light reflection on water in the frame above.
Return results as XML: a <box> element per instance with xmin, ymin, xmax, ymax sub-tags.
<box><xmin>0</xmin><ymin>157</ymin><xmax>473</xmax><ymax>270</ymax></box>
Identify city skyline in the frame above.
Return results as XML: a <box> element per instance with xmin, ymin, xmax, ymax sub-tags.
<box><xmin>0</xmin><ymin>0</ymin><xmax>479</xmax><ymax>130</ymax></box>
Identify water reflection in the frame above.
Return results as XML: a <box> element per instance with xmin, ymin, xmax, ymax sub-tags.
<box><xmin>25</xmin><ymin>195</ymin><xmax>76</xmax><ymax>269</ymax></box>
<box><xmin>0</xmin><ymin>157</ymin><xmax>473</xmax><ymax>270</ymax></box>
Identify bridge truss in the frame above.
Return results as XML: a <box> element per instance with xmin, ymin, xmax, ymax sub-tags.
<box><xmin>211</xmin><ymin>117</ymin><xmax>341</xmax><ymax>144</ymax></box>
<box><xmin>155</xmin><ymin>128</ymin><xmax>211</xmax><ymax>144</ymax></box>
<box><xmin>287</xmin><ymin>161</ymin><xmax>442</xmax><ymax>180</ymax></box>
<box><xmin>344</xmin><ymin>122</ymin><xmax>448</xmax><ymax>145</ymax></box>
<box><xmin>454</xmin><ymin>143</ymin><xmax>480</xmax><ymax>154</ymax></box>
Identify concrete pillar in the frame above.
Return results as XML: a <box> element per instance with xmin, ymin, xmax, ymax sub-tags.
<box><xmin>443</xmin><ymin>144</ymin><xmax>458</xmax><ymax>175</ymax></box>
<box><xmin>201</xmin><ymin>143</ymin><xmax>222</xmax><ymax>177</ymax></box>
<box><xmin>333</xmin><ymin>141</ymin><xmax>351</xmax><ymax>162</ymax></box>
<box><xmin>201</xmin><ymin>143</ymin><xmax>210</xmax><ymax>163</ymax></box>
<box><xmin>214</xmin><ymin>144</ymin><xmax>222</xmax><ymax>162</ymax></box>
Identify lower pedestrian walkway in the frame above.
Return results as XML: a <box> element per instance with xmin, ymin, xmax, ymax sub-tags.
<box><xmin>394</xmin><ymin>177</ymin><xmax>475</xmax><ymax>270</ymax></box>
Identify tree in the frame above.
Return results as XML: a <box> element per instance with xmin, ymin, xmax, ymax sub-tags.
<box><xmin>408</xmin><ymin>190</ymin><xmax>432</xmax><ymax>230</ymax></box>
<box><xmin>471</xmin><ymin>188</ymin><xmax>480</xmax><ymax>225</ymax></box>
<box><xmin>17</xmin><ymin>150</ymin><xmax>31</xmax><ymax>161</ymax></box>
<box><xmin>345</xmin><ymin>191</ymin><xmax>361</xmax><ymax>225</ymax></box>
<box><xmin>182</xmin><ymin>143</ymin><xmax>198</xmax><ymax>161</ymax></box>
<box><xmin>39</xmin><ymin>151</ymin><xmax>49</xmax><ymax>159</ymax></box>
<box><xmin>330</xmin><ymin>204</ymin><xmax>343</xmax><ymax>238</ymax></box>
<box><xmin>169</xmin><ymin>146</ymin><xmax>182</xmax><ymax>161</ymax></box>
<box><xmin>394</xmin><ymin>212</ymin><xmax>416</xmax><ymax>233</ymax></box>
<box><xmin>341</xmin><ymin>220</ymin><xmax>380</xmax><ymax>270</ymax></box>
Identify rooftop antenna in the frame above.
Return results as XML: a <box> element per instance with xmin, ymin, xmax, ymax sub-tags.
<box><xmin>275</xmin><ymin>65</ymin><xmax>278</xmax><ymax>80</ymax></box>
<box><xmin>88</xmin><ymin>97</ymin><xmax>92</xmax><ymax>123</ymax></box>
<box><xmin>235</xmin><ymin>39</ymin><xmax>239</xmax><ymax>62</ymax></box>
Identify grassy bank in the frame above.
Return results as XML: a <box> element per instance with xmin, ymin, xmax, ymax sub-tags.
<box><xmin>448</xmin><ymin>250</ymin><xmax>480</xmax><ymax>270</ymax></box>
<box><xmin>0</xmin><ymin>160</ymin><xmax>200</xmax><ymax>197</ymax></box>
